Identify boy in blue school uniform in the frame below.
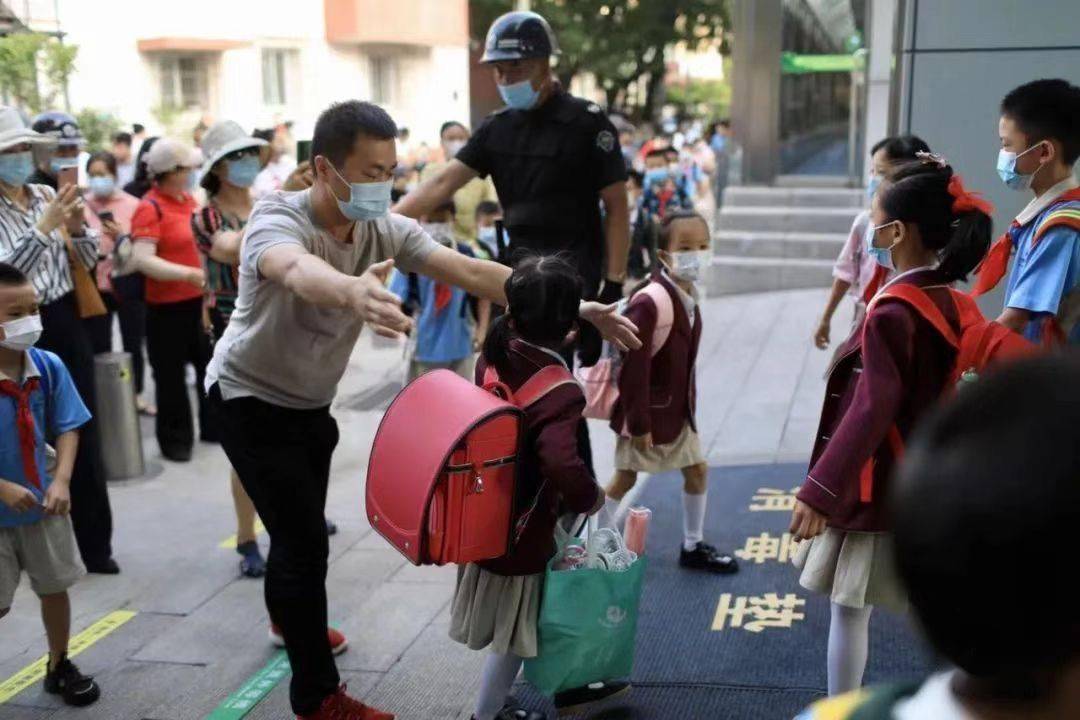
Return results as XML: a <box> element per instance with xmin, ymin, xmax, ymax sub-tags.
<box><xmin>0</xmin><ymin>263</ymin><xmax>100</xmax><ymax>706</ymax></box>
<box><xmin>390</xmin><ymin>201</ymin><xmax>491</xmax><ymax>381</ymax></box>
<box><xmin>973</xmin><ymin>78</ymin><xmax>1080</xmax><ymax>346</ymax></box>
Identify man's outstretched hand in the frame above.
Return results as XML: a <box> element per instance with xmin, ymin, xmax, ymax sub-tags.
<box><xmin>579</xmin><ymin>301</ymin><xmax>641</xmax><ymax>353</ymax></box>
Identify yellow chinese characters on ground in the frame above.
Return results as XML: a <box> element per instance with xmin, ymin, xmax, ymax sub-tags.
<box><xmin>712</xmin><ymin>593</ymin><xmax>806</xmax><ymax>633</ymax></box>
<box><xmin>748</xmin><ymin>487</ymin><xmax>801</xmax><ymax>512</ymax></box>
<box><xmin>735</xmin><ymin>532</ymin><xmax>801</xmax><ymax>565</ymax></box>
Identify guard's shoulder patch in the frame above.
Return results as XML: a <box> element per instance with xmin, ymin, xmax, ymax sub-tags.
<box><xmin>586</xmin><ymin>102</ymin><xmax>602</xmax><ymax>114</ymax></box>
<box><xmin>596</xmin><ymin>129</ymin><xmax>616</xmax><ymax>153</ymax></box>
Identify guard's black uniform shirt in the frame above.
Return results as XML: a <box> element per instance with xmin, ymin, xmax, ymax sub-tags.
<box><xmin>457</xmin><ymin>88</ymin><xmax>627</xmax><ymax>295</ymax></box>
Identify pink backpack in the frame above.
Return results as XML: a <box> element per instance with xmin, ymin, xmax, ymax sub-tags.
<box><xmin>577</xmin><ymin>282</ymin><xmax>675</xmax><ymax>420</ymax></box>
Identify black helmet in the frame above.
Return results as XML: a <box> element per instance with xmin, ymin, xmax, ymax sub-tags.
<box><xmin>481</xmin><ymin>11</ymin><xmax>559</xmax><ymax>64</ymax></box>
<box><xmin>31</xmin><ymin>111</ymin><xmax>84</xmax><ymax>148</ymax></box>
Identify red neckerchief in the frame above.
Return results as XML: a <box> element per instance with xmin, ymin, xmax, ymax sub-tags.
<box><xmin>0</xmin><ymin>376</ymin><xmax>42</xmax><ymax>489</ymax></box>
<box><xmin>972</xmin><ymin>186</ymin><xmax>1080</xmax><ymax>297</ymax></box>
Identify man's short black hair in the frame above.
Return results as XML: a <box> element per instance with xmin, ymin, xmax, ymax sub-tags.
<box><xmin>894</xmin><ymin>356</ymin><xmax>1080</xmax><ymax>695</ymax></box>
<box><xmin>312</xmin><ymin>101</ymin><xmax>398</xmax><ymax>168</ymax></box>
<box><xmin>439</xmin><ymin>121</ymin><xmax>466</xmax><ymax>139</ymax></box>
<box><xmin>1001</xmin><ymin>78</ymin><xmax>1080</xmax><ymax>165</ymax></box>
<box><xmin>475</xmin><ymin>200</ymin><xmax>501</xmax><ymax>218</ymax></box>
<box><xmin>870</xmin><ymin>134</ymin><xmax>931</xmax><ymax>163</ymax></box>
<box><xmin>132</xmin><ymin>123</ymin><xmax>145</xmax><ymax>134</ymax></box>
<box><xmin>0</xmin><ymin>262</ymin><xmax>29</xmax><ymax>287</ymax></box>
<box><xmin>112</xmin><ymin>132</ymin><xmax>132</xmax><ymax>147</ymax></box>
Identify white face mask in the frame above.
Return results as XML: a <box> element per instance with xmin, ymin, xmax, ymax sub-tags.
<box><xmin>0</xmin><ymin>314</ymin><xmax>43</xmax><ymax>351</ymax></box>
<box><xmin>665</xmin><ymin>250</ymin><xmax>711</xmax><ymax>283</ymax></box>
<box><xmin>443</xmin><ymin>140</ymin><xmax>466</xmax><ymax>158</ymax></box>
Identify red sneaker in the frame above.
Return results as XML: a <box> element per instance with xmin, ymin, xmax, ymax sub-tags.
<box><xmin>269</xmin><ymin>624</ymin><xmax>349</xmax><ymax>656</ymax></box>
<box><xmin>297</xmin><ymin>684</ymin><xmax>394</xmax><ymax>720</ymax></box>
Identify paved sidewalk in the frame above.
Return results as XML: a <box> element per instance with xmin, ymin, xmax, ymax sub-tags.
<box><xmin>0</xmin><ymin>287</ymin><xmax>852</xmax><ymax>720</ymax></box>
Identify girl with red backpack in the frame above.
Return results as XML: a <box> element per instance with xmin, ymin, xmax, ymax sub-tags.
<box><xmin>789</xmin><ymin>157</ymin><xmax>993</xmax><ymax>697</ymax></box>
<box><xmin>449</xmin><ymin>254</ymin><xmax>609</xmax><ymax>720</ymax></box>
<box><xmin>604</xmin><ymin>211</ymin><xmax>738</xmax><ymax>574</ymax></box>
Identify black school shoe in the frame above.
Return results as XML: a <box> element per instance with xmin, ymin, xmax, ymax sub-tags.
<box><xmin>679</xmin><ymin>542</ymin><xmax>739</xmax><ymax>574</ymax></box>
<box><xmin>554</xmin><ymin>680</ymin><xmax>631</xmax><ymax>717</ymax></box>
<box><xmin>44</xmin><ymin>655</ymin><xmax>100</xmax><ymax>706</ymax></box>
<box><xmin>83</xmin><ymin>556</ymin><xmax>121</xmax><ymax>575</ymax></box>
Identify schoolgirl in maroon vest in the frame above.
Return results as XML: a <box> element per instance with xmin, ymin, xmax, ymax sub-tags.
<box><xmin>789</xmin><ymin>157</ymin><xmax>993</xmax><ymax>697</ymax></box>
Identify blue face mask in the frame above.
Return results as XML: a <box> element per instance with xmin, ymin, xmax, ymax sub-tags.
<box><xmin>996</xmin><ymin>142</ymin><xmax>1045</xmax><ymax>191</ymax></box>
<box><xmin>498</xmin><ymin>79</ymin><xmax>541</xmax><ymax>111</ymax></box>
<box><xmin>866</xmin><ymin>220</ymin><xmax>901</xmax><ymax>270</ymax></box>
<box><xmin>49</xmin><ymin>156</ymin><xmax>79</xmax><ymax>176</ymax></box>
<box><xmin>225</xmin><ymin>155</ymin><xmax>261</xmax><ymax>188</ymax></box>
<box><xmin>865</xmin><ymin>174</ymin><xmax>882</xmax><ymax>203</ymax></box>
<box><xmin>477</xmin><ymin>226</ymin><xmax>496</xmax><ymax>245</ymax></box>
<box><xmin>644</xmin><ymin>167</ymin><xmax>670</xmax><ymax>188</ymax></box>
<box><xmin>0</xmin><ymin>151</ymin><xmax>35</xmax><ymax>186</ymax></box>
<box><xmin>329</xmin><ymin>163</ymin><xmax>391</xmax><ymax>221</ymax></box>
<box><xmin>88</xmin><ymin>176</ymin><xmax>115</xmax><ymax>198</ymax></box>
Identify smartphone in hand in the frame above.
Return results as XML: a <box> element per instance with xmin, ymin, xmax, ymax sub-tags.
<box><xmin>58</xmin><ymin>165</ymin><xmax>79</xmax><ymax>190</ymax></box>
<box><xmin>297</xmin><ymin>140</ymin><xmax>312</xmax><ymax>163</ymax></box>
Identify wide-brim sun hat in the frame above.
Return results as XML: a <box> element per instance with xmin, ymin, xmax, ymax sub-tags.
<box><xmin>144</xmin><ymin>138</ymin><xmax>202</xmax><ymax>176</ymax></box>
<box><xmin>0</xmin><ymin>106</ymin><xmax>57</xmax><ymax>153</ymax></box>
<box><xmin>200</xmin><ymin>120</ymin><xmax>268</xmax><ymax>179</ymax></box>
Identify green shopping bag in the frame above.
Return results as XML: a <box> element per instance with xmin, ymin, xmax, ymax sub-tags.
<box><xmin>523</xmin><ymin>526</ymin><xmax>646</xmax><ymax>696</ymax></box>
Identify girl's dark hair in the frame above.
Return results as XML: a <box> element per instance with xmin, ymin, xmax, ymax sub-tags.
<box><xmin>123</xmin><ymin>136</ymin><xmax>159</xmax><ymax>199</ymax></box>
<box><xmin>86</xmin><ymin>151</ymin><xmax>118</xmax><ymax>178</ymax></box>
<box><xmin>657</xmin><ymin>210</ymin><xmax>709</xmax><ymax>252</ymax></box>
<box><xmin>870</xmin><ymin>134</ymin><xmax>931</xmax><ymax>163</ymax></box>
<box><xmin>482</xmin><ymin>254</ymin><xmax>582</xmax><ymax>376</ymax></box>
<box><xmin>203</xmin><ymin>168</ymin><xmax>222</xmax><ymax>196</ymax></box>
<box><xmin>878</xmin><ymin>161</ymin><xmax>991</xmax><ymax>283</ymax></box>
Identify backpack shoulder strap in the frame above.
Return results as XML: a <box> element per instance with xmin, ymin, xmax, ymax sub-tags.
<box><xmin>146</xmin><ymin>198</ymin><xmax>163</xmax><ymax>221</ymax></box>
<box><xmin>1033</xmin><ymin>195</ymin><xmax>1080</xmax><ymax>245</ymax></box>
<box><xmin>635</xmin><ymin>281</ymin><xmax>675</xmax><ymax>355</ymax></box>
<box><xmin>513</xmin><ymin>365</ymin><xmax>579</xmax><ymax>409</ymax></box>
<box><xmin>28</xmin><ymin>348</ymin><xmax>53</xmax><ymax>431</ymax></box>
<box><xmin>870</xmin><ymin>283</ymin><xmax>960</xmax><ymax>348</ymax></box>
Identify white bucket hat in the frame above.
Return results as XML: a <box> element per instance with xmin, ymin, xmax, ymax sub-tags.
<box><xmin>0</xmin><ymin>106</ymin><xmax>56</xmax><ymax>153</ymax></box>
<box><xmin>144</xmin><ymin>138</ymin><xmax>202</xmax><ymax>176</ymax></box>
<box><xmin>199</xmin><ymin>120</ymin><xmax>267</xmax><ymax>177</ymax></box>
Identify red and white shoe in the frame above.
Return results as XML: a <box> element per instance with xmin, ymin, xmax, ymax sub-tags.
<box><xmin>269</xmin><ymin>624</ymin><xmax>349</xmax><ymax>656</ymax></box>
<box><xmin>297</xmin><ymin>684</ymin><xmax>393</xmax><ymax>720</ymax></box>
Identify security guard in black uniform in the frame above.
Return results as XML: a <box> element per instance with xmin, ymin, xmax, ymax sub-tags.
<box><xmin>397</xmin><ymin>8</ymin><xmax>631</xmax><ymax>470</ymax></box>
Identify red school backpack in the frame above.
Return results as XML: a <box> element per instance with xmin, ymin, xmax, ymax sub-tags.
<box><xmin>854</xmin><ymin>283</ymin><xmax>1038</xmax><ymax>503</ymax></box>
<box><xmin>366</xmin><ymin>366</ymin><xmax>578</xmax><ymax>566</ymax></box>
<box><xmin>577</xmin><ymin>282</ymin><xmax>675</xmax><ymax>420</ymax></box>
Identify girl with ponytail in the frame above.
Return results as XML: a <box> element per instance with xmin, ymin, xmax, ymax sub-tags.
<box><xmin>788</xmin><ymin>156</ymin><xmax>993</xmax><ymax>697</ymax></box>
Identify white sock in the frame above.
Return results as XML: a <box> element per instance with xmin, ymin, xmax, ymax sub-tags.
<box><xmin>603</xmin><ymin>495</ymin><xmax>623</xmax><ymax>528</ymax></box>
<box><xmin>827</xmin><ymin>602</ymin><xmax>873</xmax><ymax>695</ymax></box>
<box><xmin>682</xmin><ymin>491</ymin><xmax>707</xmax><ymax>551</ymax></box>
<box><xmin>474</xmin><ymin>651</ymin><xmax>524</xmax><ymax>720</ymax></box>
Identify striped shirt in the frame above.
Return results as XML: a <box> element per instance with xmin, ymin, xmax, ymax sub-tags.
<box><xmin>0</xmin><ymin>184</ymin><xmax>100</xmax><ymax>304</ymax></box>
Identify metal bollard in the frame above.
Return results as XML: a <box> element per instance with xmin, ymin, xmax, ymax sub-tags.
<box><xmin>93</xmin><ymin>352</ymin><xmax>145</xmax><ymax>481</ymax></box>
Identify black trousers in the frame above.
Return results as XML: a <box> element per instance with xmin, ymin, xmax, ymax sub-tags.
<box><xmin>84</xmin><ymin>288</ymin><xmax>147</xmax><ymax>395</ymax></box>
<box><xmin>210</xmin><ymin>385</ymin><xmax>340</xmax><ymax>715</ymax></box>
<box><xmin>38</xmin><ymin>293</ymin><xmax>114</xmax><ymax>565</ymax></box>
<box><xmin>145</xmin><ymin>297</ymin><xmax>215</xmax><ymax>455</ymax></box>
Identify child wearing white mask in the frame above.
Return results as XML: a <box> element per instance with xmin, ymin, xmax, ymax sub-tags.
<box><xmin>0</xmin><ymin>262</ymin><xmax>101</xmax><ymax>707</ymax></box>
<box><xmin>605</xmin><ymin>211</ymin><xmax>738</xmax><ymax>574</ymax></box>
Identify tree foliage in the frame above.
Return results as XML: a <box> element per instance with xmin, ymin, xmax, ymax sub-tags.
<box><xmin>469</xmin><ymin>0</ymin><xmax>730</xmax><ymax>120</ymax></box>
<box><xmin>75</xmin><ymin>108</ymin><xmax>123</xmax><ymax>154</ymax></box>
<box><xmin>0</xmin><ymin>32</ymin><xmax>77</xmax><ymax>115</ymax></box>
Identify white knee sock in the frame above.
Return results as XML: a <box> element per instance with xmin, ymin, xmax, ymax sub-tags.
<box><xmin>682</xmin><ymin>491</ymin><xmax>707</xmax><ymax>551</ymax></box>
<box><xmin>474</xmin><ymin>651</ymin><xmax>523</xmax><ymax>720</ymax></box>
<box><xmin>603</xmin><ymin>495</ymin><xmax>623</xmax><ymax>528</ymax></box>
<box><xmin>827</xmin><ymin>602</ymin><xmax>873</xmax><ymax>695</ymax></box>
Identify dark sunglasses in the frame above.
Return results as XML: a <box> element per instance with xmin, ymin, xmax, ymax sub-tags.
<box><xmin>224</xmin><ymin>146</ymin><xmax>260</xmax><ymax>163</ymax></box>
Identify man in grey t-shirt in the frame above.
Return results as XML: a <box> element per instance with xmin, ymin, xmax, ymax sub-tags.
<box><xmin>206</xmin><ymin>101</ymin><xmax>639</xmax><ymax>720</ymax></box>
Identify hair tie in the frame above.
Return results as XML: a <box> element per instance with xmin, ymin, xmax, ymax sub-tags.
<box><xmin>947</xmin><ymin>173</ymin><xmax>994</xmax><ymax>216</ymax></box>
<box><xmin>916</xmin><ymin>150</ymin><xmax>949</xmax><ymax>168</ymax></box>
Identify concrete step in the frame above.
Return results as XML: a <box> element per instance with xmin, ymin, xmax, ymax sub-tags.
<box><xmin>713</xmin><ymin>230</ymin><xmax>847</xmax><ymax>260</ymax></box>
<box><xmin>703</xmin><ymin>255</ymin><xmax>834</xmax><ymax>296</ymax></box>
<box><xmin>718</xmin><ymin>205</ymin><xmax>862</xmax><ymax>234</ymax></box>
<box><xmin>724</xmin><ymin>185</ymin><xmax>865</xmax><ymax>208</ymax></box>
